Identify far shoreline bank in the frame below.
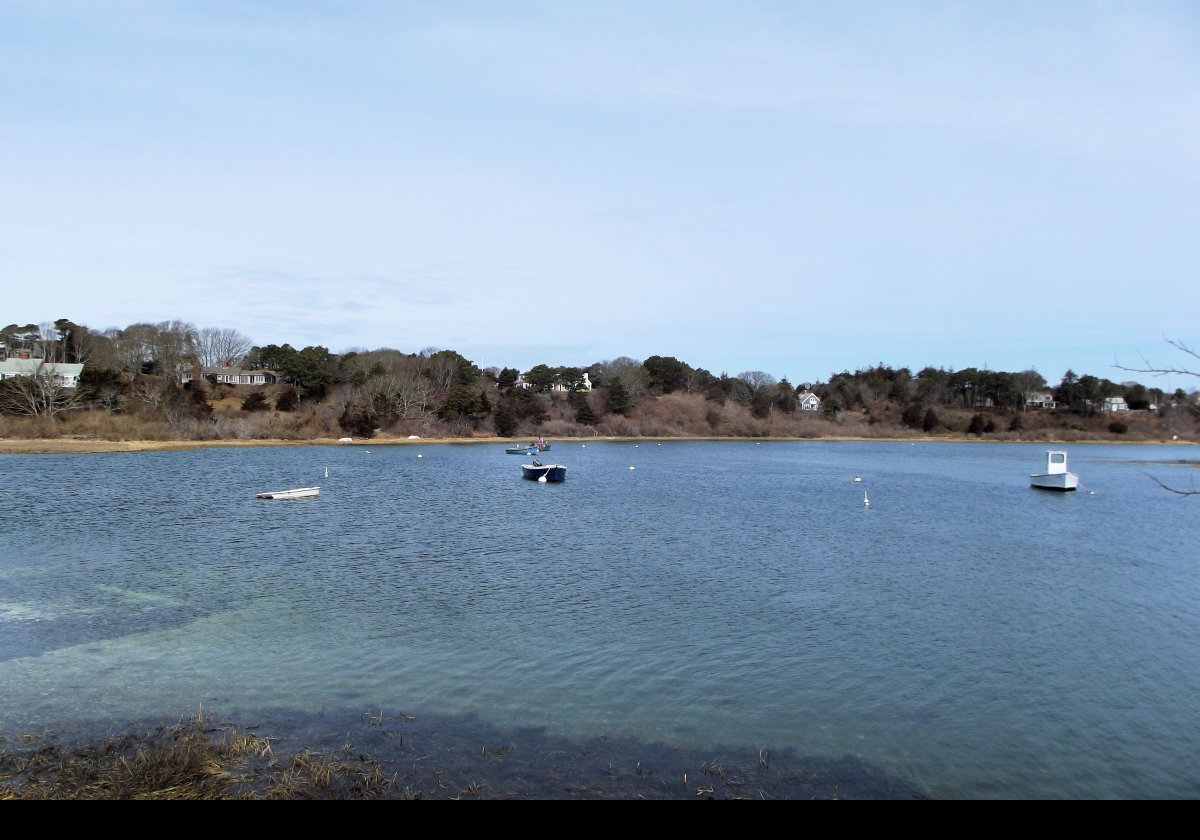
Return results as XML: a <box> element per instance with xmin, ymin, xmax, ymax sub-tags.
<box><xmin>2</xmin><ymin>434</ymin><xmax>1197</xmax><ymax>457</ymax></box>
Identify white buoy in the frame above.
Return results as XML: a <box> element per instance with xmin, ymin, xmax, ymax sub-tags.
<box><xmin>538</xmin><ymin>475</ymin><xmax>547</xmax><ymax>483</ymax></box>
<box><xmin>854</xmin><ymin>476</ymin><xmax>862</xmax><ymax>482</ymax></box>
<box><xmin>864</xmin><ymin>490</ymin><xmax>870</xmax><ymax>506</ymax></box>
<box><xmin>417</xmin><ymin>454</ymin><xmax>422</xmax><ymax>458</ymax></box>
<box><xmin>630</xmin><ymin>466</ymin><xmax>636</xmax><ymax>470</ymax></box>
<box><xmin>324</xmin><ymin>466</ymin><xmax>329</xmax><ymax>478</ymax></box>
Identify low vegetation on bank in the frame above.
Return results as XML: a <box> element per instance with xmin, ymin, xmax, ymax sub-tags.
<box><xmin>0</xmin><ymin>385</ymin><xmax>1191</xmax><ymax>449</ymax></box>
<box><xmin>1</xmin><ymin>320</ymin><xmax>1196</xmax><ymax>447</ymax></box>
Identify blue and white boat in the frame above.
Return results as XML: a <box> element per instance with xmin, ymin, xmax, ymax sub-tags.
<box><xmin>521</xmin><ymin>461</ymin><xmax>567</xmax><ymax>482</ymax></box>
<box><xmin>506</xmin><ymin>437</ymin><xmax>551</xmax><ymax>455</ymax></box>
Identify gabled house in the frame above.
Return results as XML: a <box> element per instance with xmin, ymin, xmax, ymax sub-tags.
<box><xmin>0</xmin><ymin>357</ymin><xmax>83</xmax><ymax>387</ymax></box>
<box><xmin>1025</xmin><ymin>391</ymin><xmax>1057</xmax><ymax>409</ymax></box>
<box><xmin>1102</xmin><ymin>396</ymin><xmax>1128</xmax><ymax>412</ymax></box>
<box><xmin>797</xmin><ymin>390</ymin><xmax>822</xmax><ymax>412</ymax></box>
<box><xmin>0</xmin><ymin>357</ymin><xmax>43</xmax><ymax>381</ymax></box>
<box><xmin>184</xmin><ymin>362</ymin><xmax>278</xmax><ymax>386</ymax></box>
<box><xmin>551</xmin><ymin>372</ymin><xmax>592</xmax><ymax>392</ymax></box>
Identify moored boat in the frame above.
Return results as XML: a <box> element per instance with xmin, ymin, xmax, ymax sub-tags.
<box><xmin>1031</xmin><ymin>451</ymin><xmax>1078</xmax><ymax>491</ymax></box>
<box><xmin>256</xmin><ymin>486</ymin><xmax>320</xmax><ymax>500</ymax></box>
<box><xmin>521</xmin><ymin>461</ymin><xmax>567</xmax><ymax>482</ymax></box>
<box><xmin>506</xmin><ymin>437</ymin><xmax>551</xmax><ymax>455</ymax></box>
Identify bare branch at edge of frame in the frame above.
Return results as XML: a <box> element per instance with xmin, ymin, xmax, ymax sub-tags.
<box><xmin>1145</xmin><ymin>472</ymin><xmax>1200</xmax><ymax>497</ymax></box>
<box><xmin>1116</xmin><ymin>338</ymin><xmax>1200</xmax><ymax>379</ymax></box>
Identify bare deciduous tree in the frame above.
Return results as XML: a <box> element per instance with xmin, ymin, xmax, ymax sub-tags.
<box><xmin>1118</xmin><ymin>338</ymin><xmax>1199</xmax><ymax>496</ymax></box>
<box><xmin>1118</xmin><ymin>338</ymin><xmax>1200</xmax><ymax>381</ymax></box>
<box><xmin>0</xmin><ymin>365</ymin><xmax>85</xmax><ymax>419</ymax></box>
<box><xmin>195</xmin><ymin>327</ymin><xmax>254</xmax><ymax>367</ymax></box>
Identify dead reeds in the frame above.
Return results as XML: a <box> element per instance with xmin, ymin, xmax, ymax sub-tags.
<box><xmin>0</xmin><ymin>711</ymin><xmax>412</xmax><ymax>800</ymax></box>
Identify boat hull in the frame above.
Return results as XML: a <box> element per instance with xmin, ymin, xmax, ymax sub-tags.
<box><xmin>256</xmin><ymin>486</ymin><xmax>321</xmax><ymax>500</ymax></box>
<box><xmin>506</xmin><ymin>442</ymin><xmax>550</xmax><ymax>454</ymax></box>
<box><xmin>1030</xmin><ymin>473</ymin><xmax>1078</xmax><ymax>491</ymax></box>
<box><xmin>521</xmin><ymin>463</ymin><xmax>567</xmax><ymax>482</ymax></box>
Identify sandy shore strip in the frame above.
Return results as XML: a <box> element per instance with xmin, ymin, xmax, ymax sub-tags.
<box><xmin>2</xmin><ymin>434</ymin><xmax>1196</xmax><ymax>458</ymax></box>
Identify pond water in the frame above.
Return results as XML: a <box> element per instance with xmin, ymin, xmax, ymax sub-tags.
<box><xmin>1</xmin><ymin>439</ymin><xmax>1198</xmax><ymax>798</ymax></box>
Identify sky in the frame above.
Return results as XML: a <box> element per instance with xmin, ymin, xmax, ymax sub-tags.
<box><xmin>2</xmin><ymin>1</ymin><xmax>1197</xmax><ymax>390</ymax></box>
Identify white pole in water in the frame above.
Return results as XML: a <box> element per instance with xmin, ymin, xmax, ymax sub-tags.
<box><xmin>864</xmin><ymin>490</ymin><xmax>870</xmax><ymax>506</ymax></box>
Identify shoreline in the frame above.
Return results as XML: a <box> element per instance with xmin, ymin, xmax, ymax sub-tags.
<box><xmin>0</xmin><ymin>705</ymin><xmax>934</xmax><ymax>800</ymax></box>
<box><xmin>1</xmin><ymin>433</ymin><xmax>1196</xmax><ymax>456</ymax></box>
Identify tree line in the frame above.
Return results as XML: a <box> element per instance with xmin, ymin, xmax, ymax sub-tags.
<box><xmin>1</xmin><ymin>318</ymin><xmax>1195</xmax><ymax>439</ymax></box>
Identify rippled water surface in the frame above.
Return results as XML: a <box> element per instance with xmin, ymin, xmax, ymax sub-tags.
<box><xmin>2</xmin><ymin>440</ymin><xmax>1198</xmax><ymax>798</ymax></box>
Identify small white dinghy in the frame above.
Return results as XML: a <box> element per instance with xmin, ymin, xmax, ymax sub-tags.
<box><xmin>256</xmin><ymin>486</ymin><xmax>320</xmax><ymax>500</ymax></box>
<box><xmin>1030</xmin><ymin>451</ymin><xmax>1078</xmax><ymax>491</ymax></box>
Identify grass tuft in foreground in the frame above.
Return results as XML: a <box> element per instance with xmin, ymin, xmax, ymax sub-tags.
<box><xmin>0</xmin><ymin>711</ymin><xmax>418</xmax><ymax>800</ymax></box>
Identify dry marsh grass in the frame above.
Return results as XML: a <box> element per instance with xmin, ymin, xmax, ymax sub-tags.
<box><xmin>0</xmin><ymin>711</ymin><xmax>414</xmax><ymax>800</ymax></box>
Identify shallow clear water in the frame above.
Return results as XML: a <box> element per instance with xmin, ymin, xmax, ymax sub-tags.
<box><xmin>2</xmin><ymin>440</ymin><xmax>1198</xmax><ymax>798</ymax></box>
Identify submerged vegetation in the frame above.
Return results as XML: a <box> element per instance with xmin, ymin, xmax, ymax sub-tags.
<box><xmin>0</xmin><ymin>709</ymin><xmax>931</xmax><ymax>800</ymax></box>
<box><xmin>0</xmin><ymin>712</ymin><xmax>407</xmax><ymax>800</ymax></box>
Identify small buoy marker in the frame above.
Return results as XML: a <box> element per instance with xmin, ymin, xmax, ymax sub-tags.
<box><xmin>324</xmin><ymin>466</ymin><xmax>329</xmax><ymax>478</ymax></box>
<box><xmin>864</xmin><ymin>490</ymin><xmax>870</xmax><ymax>506</ymax></box>
<box><xmin>854</xmin><ymin>476</ymin><xmax>862</xmax><ymax>482</ymax></box>
<box><xmin>630</xmin><ymin>465</ymin><xmax>636</xmax><ymax>470</ymax></box>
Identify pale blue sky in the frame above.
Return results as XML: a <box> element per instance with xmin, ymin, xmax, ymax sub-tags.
<box><xmin>2</xmin><ymin>1</ymin><xmax>1197</xmax><ymax>389</ymax></box>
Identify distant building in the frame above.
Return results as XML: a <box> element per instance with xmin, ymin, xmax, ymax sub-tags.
<box><xmin>552</xmin><ymin>372</ymin><xmax>592</xmax><ymax>392</ymax></box>
<box><xmin>184</xmin><ymin>362</ymin><xmax>278</xmax><ymax>386</ymax></box>
<box><xmin>0</xmin><ymin>356</ymin><xmax>83</xmax><ymax>387</ymax></box>
<box><xmin>1102</xmin><ymin>396</ymin><xmax>1128</xmax><ymax>412</ymax></box>
<box><xmin>797</xmin><ymin>390</ymin><xmax>822</xmax><ymax>412</ymax></box>
<box><xmin>1025</xmin><ymin>391</ymin><xmax>1057</xmax><ymax>409</ymax></box>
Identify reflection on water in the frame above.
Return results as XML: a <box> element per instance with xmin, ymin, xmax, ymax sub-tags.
<box><xmin>1</xmin><ymin>440</ymin><xmax>1198</xmax><ymax>798</ymax></box>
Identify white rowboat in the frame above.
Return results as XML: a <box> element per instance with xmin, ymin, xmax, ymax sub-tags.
<box><xmin>256</xmin><ymin>486</ymin><xmax>320</xmax><ymax>500</ymax></box>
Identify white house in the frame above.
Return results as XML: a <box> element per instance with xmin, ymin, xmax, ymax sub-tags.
<box><xmin>797</xmin><ymin>390</ymin><xmax>822</xmax><ymax>412</ymax></box>
<box><xmin>0</xmin><ymin>357</ymin><xmax>83</xmax><ymax>387</ymax></box>
<box><xmin>1102</xmin><ymin>396</ymin><xmax>1128</xmax><ymax>412</ymax></box>
<box><xmin>0</xmin><ymin>357</ymin><xmax>42</xmax><ymax>381</ymax></box>
<box><xmin>184</xmin><ymin>362</ymin><xmax>277</xmax><ymax>386</ymax></box>
<box><xmin>552</xmin><ymin>372</ymin><xmax>592</xmax><ymax>392</ymax></box>
<box><xmin>518</xmin><ymin>371</ymin><xmax>593</xmax><ymax>392</ymax></box>
<box><xmin>1025</xmin><ymin>391</ymin><xmax>1057</xmax><ymax>409</ymax></box>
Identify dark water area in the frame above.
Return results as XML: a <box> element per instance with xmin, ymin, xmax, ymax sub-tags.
<box><xmin>17</xmin><ymin>706</ymin><xmax>928</xmax><ymax>800</ymax></box>
<box><xmin>2</xmin><ymin>440</ymin><xmax>1198</xmax><ymax>798</ymax></box>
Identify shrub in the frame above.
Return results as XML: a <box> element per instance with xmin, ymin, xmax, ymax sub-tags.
<box><xmin>1108</xmin><ymin>420</ymin><xmax>1128</xmax><ymax>434</ymax></box>
<box><xmin>493</xmin><ymin>407</ymin><xmax>517</xmax><ymax>437</ymax></box>
<box><xmin>574</xmin><ymin>402</ymin><xmax>599</xmax><ymax>426</ymax></box>
<box><xmin>901</xmin><ymin>402</ymin><xmax>925</xmax><ymax>428</ymax></box>
<box><xmin>338</xmin><ymin>405</ymin><xmax>377</xmax><ymax>438</ymax></box>
<box><xmin>274</xmin><ymin>386</ymin><xmax>299</xmax><ymax>412</ymax></box>
<box><xmin>241</xmin><ymin>391</ymin><xmax>269</xmax><ymax>412</ymax></box>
